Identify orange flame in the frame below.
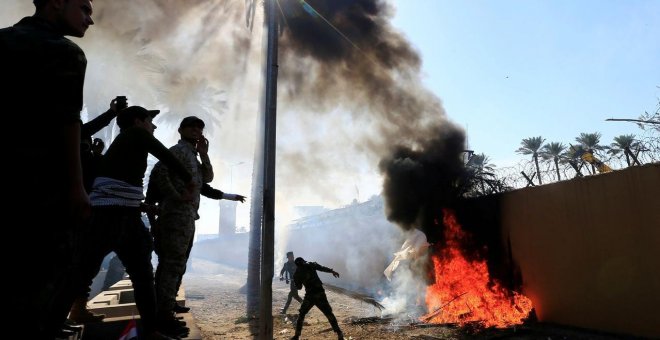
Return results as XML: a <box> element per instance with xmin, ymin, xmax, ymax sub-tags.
<box><xmin>422</xmin><ymin>209</ymin><xmax>533</xmax><ymax>328</ymax></box>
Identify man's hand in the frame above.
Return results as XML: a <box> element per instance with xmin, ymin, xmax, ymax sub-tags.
<box><xmin>332</xmin><ymin>271</ymin><xmax>340</xmax><ymax>278</ymax></box>
<box><xmin>196</xmin><ymin>136</ymin><xmax>209</xmax><ymax>156</ymax></box>
<box><xmin>140</xmin><ymin>202</ymin><xmax>159</xmax><ymax>215</ymax></box>
<box><xmin>110</xmin><ymin>96</ymin><xmax>128</xmax><ymax>113</ymax></box>
<box><xmin>91</xmin><ymin>138</ymin><xmax>105</xmax><ymax>156</ymax></box>
<box><xmin>223</xmin><ymin>194</ymin><xmax>247</xmax><ymax>203</ymax></box>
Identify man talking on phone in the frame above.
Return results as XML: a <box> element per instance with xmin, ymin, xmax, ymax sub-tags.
<box><xmin>146</xmin><ymin>116</ymin><xmax>245</xmax><ymax>337</ymax></box>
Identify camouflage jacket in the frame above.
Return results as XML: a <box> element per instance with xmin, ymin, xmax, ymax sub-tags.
<box><xmin>148</xmin><ymin>139</ymin><xmax>213</xmax><ymax>218</ymax></box>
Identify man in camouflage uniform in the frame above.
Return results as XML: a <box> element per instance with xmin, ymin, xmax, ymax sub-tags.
<box><xmin>147</xmin><ymin>116</ymin><xmax>245</xmax><ymax>333</ymax></box>
<box><xmin>291</xmin><ymin>257</ymin><xmax>345</xmax><ymax>340</ymax></box>
<box><xmin>279</xmin><ymin>251</ymin><xmax>302</xmax><ymax>314</ymax></box>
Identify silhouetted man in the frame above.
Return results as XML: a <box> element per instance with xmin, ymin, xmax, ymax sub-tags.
<box><xmin>279</xmin><ymin>251</ymin><xmax>302</xmax><ymax>314</ymax></box>
<box><xmin>291</xmin><ymin>257</ymin><xmax>344</xmax><ymax>340</ymax></box>
<box><xmin>147</xmin><ymin>116</ymin><xmax>245</xmax><ymax>337</ymax></box>
<box><xmin>1</xmin><ymin>0</ymin><xmax>94</xmax><ymax>337</ymax></box>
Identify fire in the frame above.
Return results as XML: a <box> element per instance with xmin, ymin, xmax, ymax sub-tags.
<box><xmin>422</xmin><ymin>209</ymin><xmax>533</xmax><ymax>328</ymax></box>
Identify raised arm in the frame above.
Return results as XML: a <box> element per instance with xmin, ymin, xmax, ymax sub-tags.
<box><xmin>81</xmin><ymin>96</ymin><xmax>126</xmax><ymax>136</ymax></box>
<box><xmin>145</xmin><ymin>132</ymin><xmax>192</xmax><ymax>183</ymax></box>
<box><xmin>201</xmin><ymin>183</ymin><xmax>224</xmax><ymax>200</ymax></box>
<box><xmin>310</xmin><ymin>262</ymin><xmax>340</xmax><ymax>278</ymax></box>
<box><xmin>196</xmin><ymin>136</ymin><xmax>214</xmax><ymax>183</ymax></box>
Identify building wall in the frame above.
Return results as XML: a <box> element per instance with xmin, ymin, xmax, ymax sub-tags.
<box><xmin>500</xmin><ymin>164</ymin><xmax>660</xmax><ymax>338</ymax></box>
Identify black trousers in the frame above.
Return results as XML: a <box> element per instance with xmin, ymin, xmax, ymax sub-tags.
<box><xmin>295</xmin><ymin>290</ymin><xmax>341</xmax><ymax>336</ymax></box>
<box><xmin>73</xmin><ymin>207</ymin><xmax>158</xmax><ymax>333</ymax></box>
<box><xmin>283</xmin><ymin>281</ymin><xmax>302</xmax><ymax>312</ymax></box>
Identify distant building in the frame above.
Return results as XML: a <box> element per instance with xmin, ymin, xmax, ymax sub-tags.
<box><xmin>288</xmin><ymin>195</ymin><xmax>384</xmax><ymax>230</ymax></box>
<box><xmin>293</xmin><ymin>205</ymin><xmax>328</xmax><ymax>219</ymax></box>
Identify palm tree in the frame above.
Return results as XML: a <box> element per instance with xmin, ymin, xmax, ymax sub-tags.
<box><xmin>575</xmin><ymin>132</ymin><xmax>605</xmax><ymax>174</ymax></box>
<box><xmin>607</xmin><ymin>134</ymin><xmax>640</xmax><ymax>166</ymax></box>
<box><xmin>466</xmin><ymin>153</ymin><xmax>495</xmax><ymax>194</ymax></box>
<box><xmin>516</xmin><ymin>136</ymin><xmax>545</xmax><ymax>185</ymax></box>
<box><xmin>563</xmin><ymin>144</ymin><xmax>587</xmax><ymax>177</ymax></box>
<box><xmin>540</xmin><ymin>142</ymin><xmax>567</xmax><ymax>181</ymax></box>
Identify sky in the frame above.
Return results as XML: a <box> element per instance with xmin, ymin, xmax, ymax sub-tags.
<box><xmin>391</xmin><ymin>0</ymin><xmax>659</xmax><ymax>166</ymax></box>
<box><xmin>3</xmin><ymin>1</ymin><xmax>658</xmax><ymax>237</ymax></box>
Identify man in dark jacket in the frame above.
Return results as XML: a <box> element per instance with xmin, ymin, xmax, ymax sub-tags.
<box><xmin>1</xmin><ymin>0</ymin><xmax>94</xmax><ymax>337</ymax></box>
<box><xmin>291</xmin><ymin>257</ymin><xmax>344</xmax><ymax>340</ymax></box>
<box><xmin>72</xmin><ymin>106</ymin><xmax>193</xmax><ymax>340</ymax></box>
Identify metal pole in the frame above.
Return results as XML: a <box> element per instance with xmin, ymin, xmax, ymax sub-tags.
<box><xmin>259</xmin><ymin>0</ymin><xmax>278</xmax><ymax>338</ymax></box>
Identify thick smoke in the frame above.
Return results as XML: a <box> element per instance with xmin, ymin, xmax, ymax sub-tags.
<box><xmin>278</xmin><ymin>0</ymin><xmax>452</xmax><ymax>153</ymax></box>
<box><xmin>3</xmin><ymin>1</ymin><xmax>467</xmax><ymax>307</ymax></box>
<box><xmin>378</xmin><ymin>125</ymin><xmax>466</xmax><ymax>241</ymax></box>
<box><xmin>277</xmin><ymin>0</ymin><xmax>467</xmax><ymax>233</ymax></box>
<box><xmin>277</xmin><ymin>0</ymin><xmax>467</xmax><ymax>312</ymax></box>
<box><xmin>3</xmin><ymin>0</ymin><xmax>464</xmax><ymax>211</ymax></box>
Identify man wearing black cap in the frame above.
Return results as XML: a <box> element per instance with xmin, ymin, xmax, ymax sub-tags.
<box><xmin>71</xmin><ymin>106</ymin><xmax>193</xmax><ymax>339</ymax></box>
<box><xmin>279</xmin><ymin>251</ymin><xmax>303</xmax><ymax>314</ymax></box>
<box><xmin>146</xmin><ymin>116</ymin><xmax>245</xmax><ymax>335</ymax></box>
<box><xmin>291</xmin><ymin>257</ymin><xmax>345</xmax><ymax>340</ymax></box>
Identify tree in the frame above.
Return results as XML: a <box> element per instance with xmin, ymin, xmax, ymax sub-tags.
<box><xmin>516</xmin><ymin>136</ymin><xmax>545</xmax><ymax>185</ymax></box>
<box><xmin>607</xmin><ymin>134</ymin><xmax>640</xmax><ymax>167</ymax></box>
<box><xmin>466</xmin><ymin>153</ymin><xmax>494</xmax><ymax>194</ymax></box>
<box><xmin>575</xmin><ymin>132</ymin><xmax>605</xmax><ymax>174</ymax></box>
<box><xmin>459</xmin><ymin>152</ymin><xmax>510</xmax><ymax>197</ymax></box>
<box><xmin>563</xmin><ymin>144</ymin><xmax>587</xmax><ymax>178</ymax></box>
<box><xmin>540</xmin><ymin>142</ymin><xmax>567</xmax><ymax>181</ymax></box>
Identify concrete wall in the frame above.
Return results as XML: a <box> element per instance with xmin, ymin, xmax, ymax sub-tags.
<box><xmin>500</xmin><ymin>164</ymin><xmax>660</xmax><ymax>338</ymax></box>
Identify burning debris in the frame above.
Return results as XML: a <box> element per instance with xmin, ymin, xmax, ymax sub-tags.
<box><xmin>423</xmin><ymin>209</ymin><xmax>533</xmax><ymax>328</ymax></box>
<box><xmin>324</xmin><ymin>283</ymin><xmax>385</xmax><ymax>310</ymax></box>
<box><xmin>378</xmin><ymin>122</ymin><xmax>533</xmax><ymax>329</ymax></box>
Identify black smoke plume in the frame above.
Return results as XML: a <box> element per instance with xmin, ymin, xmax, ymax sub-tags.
<box><xmin>378</xmin><ymin>124</ymin><xmax>465</xmax><ymax>243</ymax></box>
<box><xmin>279</xmin><ymin>0</ymin><xmax>467</xmax><ymax>234</ymax></box>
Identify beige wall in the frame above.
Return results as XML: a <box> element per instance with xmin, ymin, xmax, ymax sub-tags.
<box><xmin>500</xmin><ymin>164</ymin><xmax>660</xmax><ymax>338</ymax></box>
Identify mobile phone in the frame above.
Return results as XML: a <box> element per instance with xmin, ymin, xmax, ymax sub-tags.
<box><xmin>116</xmin><ymin>96</ymin><xmax>128</xmax><ymax>110</ymax></box>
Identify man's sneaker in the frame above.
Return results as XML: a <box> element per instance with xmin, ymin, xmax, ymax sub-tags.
<box><xmin>55</xmin><ymin>328</ymin><xmax>76</xmax><ymax>339</ymax></box>
<box><xmin>173</xmin><ymin>303</ymin><xmax>190</xmax><ymax>313</ymax></box>
<box><xmin>61</xmin><ymin>323</ymin><xmax>83</xmax><ymax>336</ymax></box>
<box><xmin>337</xmin><ymin>331</ymin><xmax>345</xmax><ymax>340</ymax></box>
<box><xmin>279</xmin><ymin>308</ymin><xmax>287</xmax><ymax>315</ymax></box>
<box><xmin>157</xmin><ymin>314</ymin><xmax>190</xmax><ymax>338</ymax></box>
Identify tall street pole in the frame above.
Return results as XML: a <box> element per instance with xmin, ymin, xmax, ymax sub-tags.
<box><xmin>259</xmin><ymin>0</ymin><xmax>278</xmax><ymax>338</ymax></box>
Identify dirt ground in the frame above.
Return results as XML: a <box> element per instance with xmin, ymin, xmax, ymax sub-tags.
<box><xmin>183</xmin><ymin>259</ymin><xmax>633</xmax><ymax>340</ymax></box>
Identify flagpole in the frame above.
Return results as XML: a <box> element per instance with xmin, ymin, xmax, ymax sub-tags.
<box><xmin>259</xmin><ymin>0</ymin><xmax>278</xmax><ymax>338</ymax></box>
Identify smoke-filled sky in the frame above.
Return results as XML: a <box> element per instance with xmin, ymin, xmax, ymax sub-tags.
<box><xmin>3</xmin><ymin>0</ymin><xmax>460</xmax><ymax>238</ymax></box>
<box><xmin>3</xmin><ymin>0</ymin><xmax>658</xmax><ymax>238</ymax></box>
